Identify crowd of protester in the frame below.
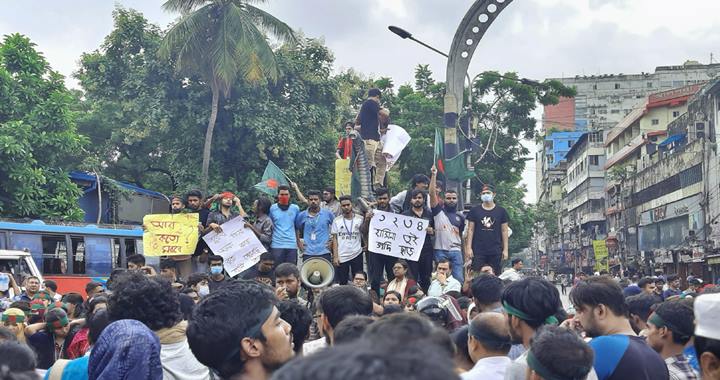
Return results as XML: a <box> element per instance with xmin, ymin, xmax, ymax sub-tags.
<box><xmin>1</xmin><ymin>90</ymin><xmax>720</xmax><ymax>379</ymax></box>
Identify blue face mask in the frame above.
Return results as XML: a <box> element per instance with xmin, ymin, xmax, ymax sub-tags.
<box><xmin>210</xmin><ymin>266</ymin><xmax>223</xmax><ymax>275</ymax></box>
<box><xmin>481</xmin><ymin>194</ymin><xmax>494</xmax><ymax>203</ymax></box>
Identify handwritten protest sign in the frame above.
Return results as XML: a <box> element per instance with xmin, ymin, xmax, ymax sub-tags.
<box><xmin>202</xmin><ymin>216</ymin><xmax>266</xmax><ymax>277</ymax></box>
<box><xmin>368</xmin><ymin>210</ymin><xmax>428</xmax><ymax>262</ymax></box>
<box><xmin>143</xmin><ymin>214</ymin><xmax>199</xmax><ymax>256</ymax></box>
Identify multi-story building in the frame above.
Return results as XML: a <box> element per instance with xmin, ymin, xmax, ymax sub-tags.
<box><xmin>602</xmin><ymin>78</ymin><xmax>720</xmax><ymax>282</ymax></box>
<box><xmin>560</xmin><ymin>133</ymin><xmax>607</xmax><ymax>273</ymax></box>
<box><xmin>603</xmin><ymin>84</ymin><xmax>704</xmax><ymax>274</ymax></box>
<box><xmin>536</xmin><ymin>62</ymin><xmax>720</xmax><ymax>274</ymax></box>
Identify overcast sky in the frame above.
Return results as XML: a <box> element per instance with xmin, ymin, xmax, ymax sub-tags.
<box><xmin>2</xmin><ymin>0</ymin><xmax>719</xmax><ymax>202</ymax></box>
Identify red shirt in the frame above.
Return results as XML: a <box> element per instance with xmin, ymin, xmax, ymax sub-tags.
<box><xmin>66</xmin><ymin>327</ymin><xmax>90</xmax><ymax>359</ymax></box>
<box><xmin>337</xmin><ymin>137</ymin><xmax>352</xmax><ymax>159</ymax></box>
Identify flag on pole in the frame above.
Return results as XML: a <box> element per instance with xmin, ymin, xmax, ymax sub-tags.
<box><xmin>434</xmin><ymin>128</ymin><xmax>474</xmax><ymax>181</ymax></box>
<box><xmin>254</xmin><ymin>161</ymin><xmax>290</xmax><ymax>196</ymax></box>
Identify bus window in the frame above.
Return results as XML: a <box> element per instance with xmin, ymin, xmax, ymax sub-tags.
<box><xmin>41</xmin><ymin>235</ymin><xmax>67</xmax><ymax>275</ymax></box>
<box><xmin>10</xmin><ymin>233</ymin><xmax>44</xmax><ymax>272</ymax></box>
<box><xmin>0</xmin><ymin>232</ymin><xmax>6</xmax><ymax>249</ymax></box>
<box><xmin>84</xmin><ymin>236</ymin><xmax>112</xmax><ymax>276</ymax></box>
<box><xmin>71</xmin><ymin>237</ymin><xmax>86</xmax><ymax>275</ymax></box>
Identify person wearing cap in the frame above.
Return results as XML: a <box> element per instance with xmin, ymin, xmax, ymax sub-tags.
<box><xmin>694</xmin><ymin>293</ymin><xmax>720</xmax><ymax>379</ymax></box>
<box><xmin>525</xmin><ymin>326</ymin><xmax>595</xmax><ymax>380</ymax></box>
<box><xmin>465</xmin><ymin>183</ymin><xmax>509</xmax><ymax>276</ymax></box>
<box><xmin>462</xmin><ymin>312</ymin><xmax>512</xmax><ymax>380</ymax></box>
<box><xmin>568</xmin><ymin>276</ymin><xmax>668</xmax><ymax>380</ymax></box>
<box><xmin>646</xmin><ymin>299</ymin><xmax>699</xmax><ymax>380</ymax></box>
<box><xmin>502</xmin><ymin>277</ymin><xmax>562</xmax><ymax>380</ymax></box>
<box><xmin>2</xmin><ymin>307</ymin><xmax>28</xmax><ymax>343</ymax></box>
<box><xmin>355</xmin><ymin>88</ymin><xmax>383</xmax><ymax>186</ymax></box>
<box><xmin>187</xmin><ymin>280</ymin><xmax>294</xmax><ymax>380</ymax></box>
<box><xmin>25</xmin><ymin>307</ymin><xmax>71</xmax><ymax>369</ymax></box>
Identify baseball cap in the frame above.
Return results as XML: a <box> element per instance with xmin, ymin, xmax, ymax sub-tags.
<box><xmin>695</xmin><ymin>293</ymin><xmax>720</xmax><ymax>340</ymax></box>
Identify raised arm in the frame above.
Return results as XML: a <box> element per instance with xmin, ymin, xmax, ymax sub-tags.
<box><xmin>429</xmin><ymin>165</ymin><xmax>439</xmax><ymax>208</ymax></box>
<box><xmin>465</xmin><ymin>221</ymin><xmax>475</xmax><ymax>263</ymax></box>
<box><xmin>291</xmin><ymin>182</ymin><xmax>308</xmax><ymax>205</ymax></box>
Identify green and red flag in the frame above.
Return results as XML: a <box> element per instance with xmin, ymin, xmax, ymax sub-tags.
<box><xmin>434</xmin><ymin>128</ymin><xmax>474</xmax><ymax>181</ymax></box>
<box><xmin>254</xmin><ymin>161</ymin><xmax>290</xmax><ymax>196</ymax></box>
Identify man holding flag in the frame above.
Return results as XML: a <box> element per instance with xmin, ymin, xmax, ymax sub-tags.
<box><xmin>255</xmin><ymin>161</ymin><xmax>306</xmax><ymax>265</ymax></box>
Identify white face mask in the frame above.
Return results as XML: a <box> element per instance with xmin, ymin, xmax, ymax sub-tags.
<box><xmin>197</xmin><ymin>285</ymin><xmax>210</xmax><ymax>297</ymax></box>
<box><xmin>481</xmin><ymin>193</ymin><xmax>494</xmax><ymax>203</ymax></box>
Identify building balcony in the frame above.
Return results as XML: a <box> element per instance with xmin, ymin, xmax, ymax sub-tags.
<box><xmin>581</xmin><ymin>212</ymin><xmax>606</xmax><ymax>225</ymax></box>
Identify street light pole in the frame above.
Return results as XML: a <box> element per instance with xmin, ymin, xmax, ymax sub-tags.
<box><xmin>388</xmin><ymin>0</ymin><xmax>515</xmax><ymax>207</ymax></box>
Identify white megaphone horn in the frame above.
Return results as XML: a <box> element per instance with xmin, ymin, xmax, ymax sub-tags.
<box><xmin>300</xmin><ymin>257</ymin><xmax>335</xmax><ymax>289</ymax></box>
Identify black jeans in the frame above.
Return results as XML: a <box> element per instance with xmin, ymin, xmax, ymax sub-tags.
<box><xmin>368</xmin><ymin>252</ymin><xmax>396</xmax><ymax>295</ymax></box>
<box><xmin>407</xmin><ymin>244</ymin><xmax>434</xmax><ymax>293</ymax></box>
<box><xmin>335</xmin><ymin>254</ymin><xmax>364</xmax><ymax>285</ymax></box>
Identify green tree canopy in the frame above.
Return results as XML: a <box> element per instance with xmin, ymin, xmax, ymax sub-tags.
<box><xmin>0</xmin><ymin>33</ymin><xmax>87</xmax><ymax>220</ymax></box>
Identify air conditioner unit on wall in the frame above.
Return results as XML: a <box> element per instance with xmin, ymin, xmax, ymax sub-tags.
<box><xmin>690</xmin><ymin>121</ymin><xmax>706</xmax><ymax>140</ymax></box>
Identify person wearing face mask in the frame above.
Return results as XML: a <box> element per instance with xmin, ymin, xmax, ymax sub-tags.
<box><xmin>270</xmin><ymin>184</ymin><xmax>302</xmax><ymax>265</ymax></box>
<box><xmin>429</xmin><ymin>165</ymin><xmax>466</xmax><ymax>284</ymax></box>
<box><xmin>187</xmin><ymin>273</ymin><xmax>211</xmax><ymax>298</ymax></box>
<box><xmin>464</xmin><ymin>184</ymin><xmax>509</xmax><ymax>276</ymax></box>
<box><xmin>207</xmin><ymin>255</ymin><xmax>229</xmax><ymax>292</ymax></box>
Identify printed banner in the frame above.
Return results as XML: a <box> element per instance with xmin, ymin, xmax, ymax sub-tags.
<box><xmin>143</xmin><ymin>214</ymin><xmax>199</xmax><ymax>256</ymax></box>
<box><xmin>335</xmin><ymin>158</ymin><xmax>352</xmax><ymax>195</ymax></box>
<box><xmin>368</xmin><ymin>210</ymin><xmax>428</xmax><ymax>262</ymax></box>
<box><xmin>593</xmin><ymin>240</ymin><xmax>609</xmax><ymax>272</ymax></box>
<box><xmin>202</xmin><ymin>216</ymin><xmax>266</xmax><ymax>277</ymax></box>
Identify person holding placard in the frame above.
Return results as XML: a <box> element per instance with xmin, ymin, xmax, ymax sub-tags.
<box><xmin>331</xmin><ymin>196</ymin><xmax>365</xmax><ymax>285</ymax></box>
<box><xmin>364</xmin><ymin>187</ymin><xmax>397</xmax><ymax>296</ymax></box>
<box><xmin>402</xmin><ymin>189</ymin><xmax>435</xmax><ymax>293</ymax></box>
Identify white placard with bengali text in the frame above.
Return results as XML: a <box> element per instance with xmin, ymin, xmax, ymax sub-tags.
<box><xmin>368</xmin><ymin>210</ymin><xmax>428</xmax><ymax>262</ymax></box>
<box><xmin>202</xmin><ymin>216</ymin><xmax>266</xmax><ymax>277</ymax></box>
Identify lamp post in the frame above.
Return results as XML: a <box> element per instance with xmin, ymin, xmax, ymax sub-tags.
<box><xmin>388</xmin><ymin>0</ymin><xmax>515</xmax><ymax>206</ymax></box>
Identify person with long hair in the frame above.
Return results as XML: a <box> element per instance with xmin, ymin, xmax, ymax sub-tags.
<box><xmin>385</xmin><ymin>260</ymin><xmax>417</xmax><ymax>300</ymax></box>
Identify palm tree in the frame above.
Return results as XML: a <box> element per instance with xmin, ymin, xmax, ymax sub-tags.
<box><xmin>160</xmin><ymin>0</ymin><xmax>296</xmax><ymax>193</ymax></box>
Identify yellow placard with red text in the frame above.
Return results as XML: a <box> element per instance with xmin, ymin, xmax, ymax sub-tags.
<box><xmin>143</xmin><ymin>213</ymin><xmax>199</xmax><ymax>256</ymax></box>
<box><xmin>335</xmin><ymin>158</ymin><xmax>352</xmax><ymax>196</ymax></box>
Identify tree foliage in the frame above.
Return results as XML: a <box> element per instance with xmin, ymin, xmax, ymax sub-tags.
<box><xmin>160</xmin><ymin>0</ymin><xmax>298</xmax><ymax>192</ymax></box>
<box><xmin>0</xmin><ymin>33</ymin><xmax>87</xmax><ymax>220</ymax></box>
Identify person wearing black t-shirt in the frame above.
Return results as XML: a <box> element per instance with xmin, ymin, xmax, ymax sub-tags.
<box><xmin>402</xmin><ymin>189</ymin><xmax>435</xmax><ymax>293</ymax></box>
<box><xmin>355</xmin><ymin>88</ymin><xmax>382</xmax><ymax>186</ymax></box>
<box><xmin>465</xmin><ymin>184</ymin><xmax>509</xmax><ymax>275</ymax></box>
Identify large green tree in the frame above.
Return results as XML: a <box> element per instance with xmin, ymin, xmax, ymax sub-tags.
<box><xmin>76</xmin><ymin>7</ymin><xmax>207</xmax><ymax>192</ymax></box>
<box><xmin>0</xmin><ymin>34</ymin><xmax>87</xmax><ymax>220</ymax></box>
<box><xmin>160</xmin><ymin>0</ymin><xmax>297</xmax><ymax>193</ymax></box>
<box><xmin>78</xmin><ymin>8</ymin><xmax>342</xmax><ymax>200</ymax></box>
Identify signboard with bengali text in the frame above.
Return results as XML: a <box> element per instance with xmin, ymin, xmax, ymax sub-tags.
<box><xmin>368</xmin><ymin>210</ymin><xmax>428</xmax><ymax>262</ymax></box>
<box><xmin>143</xmin><ymin>213</ymin><xmax>199</xmax><ymax>256</ymax></box>
<box><xmin>203</xmin><ymin>216</ymin><xmax>266</xmax><ymax>277</ymax></box>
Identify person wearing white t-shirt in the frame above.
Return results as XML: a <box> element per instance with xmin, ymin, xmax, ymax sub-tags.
<box><xmin>331</xmin><ymin>195</ymin><xmax>365</xmax><ymax>285</ymax></box>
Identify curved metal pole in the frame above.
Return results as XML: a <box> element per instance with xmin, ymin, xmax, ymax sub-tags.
<box><xmin>444</xmin><ymin>0</ymin><xmax>514</xmax><ymax>204</ymax></box>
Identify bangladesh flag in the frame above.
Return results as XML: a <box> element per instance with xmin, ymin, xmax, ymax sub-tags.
<box><xmin>254</xmin><ymin>161</ymin><xmax>289</xmax><ymax>196</ymax></box>
<box><xmin>434</xmin><ymin>128</ymin><xmax>474</xmax><ymax>181</ymax></box>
